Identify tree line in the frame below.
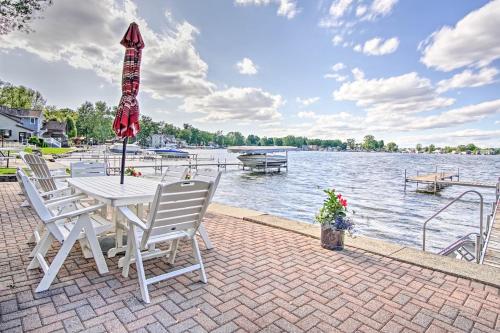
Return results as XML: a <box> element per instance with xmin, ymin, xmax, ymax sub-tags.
<box><xmin>0</xmin><ymin>81</ymin><xmax>497</xmax><ymax>153</ymax></box>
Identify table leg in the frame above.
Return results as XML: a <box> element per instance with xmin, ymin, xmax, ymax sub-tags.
<box><xmin>107</xmin><ymin>207</ymin><xmax>127</xmax><ymax>257</ymax></box>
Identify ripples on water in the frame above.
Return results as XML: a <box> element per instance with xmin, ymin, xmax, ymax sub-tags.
<box><xmin>196</xmin><ymin>150</ymin><xmax>499</xmax><ymax>253</ymax></box>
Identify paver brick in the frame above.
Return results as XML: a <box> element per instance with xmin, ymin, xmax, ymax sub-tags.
<box><xmin>0</xmin><ymin>183</ymin><xmax>499</xmax><ymax>333</ymax></box>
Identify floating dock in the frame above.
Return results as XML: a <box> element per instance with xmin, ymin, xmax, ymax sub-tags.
<box><xmin>404</xmin><ymin>167</ymin><xmax>496</xmax><ymax>193</ymax></box>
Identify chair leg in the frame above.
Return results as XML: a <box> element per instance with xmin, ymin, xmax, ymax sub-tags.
<box><xmin>192</xmin><ymin>237</ymin><xmax>207</xmax><ymax>283</ymax></box>
<box><xmin>197</xmin><ymin>223</ymin><xmax>213</xmax><ymax>250</ymax></box>
<box><xmin>35</xmin><ymin>219</ymin><xmax>85</xmax><ymax>292</ymax></box>
<box><xmin>82</xmin><ymin>216</ymin><xmax>109</xmax><ymax>275</ymax></box>
<box><xmin>130</xmin><ymin>226</ymin><xmax>150</xmax><ymax>303</ymax></box>
<box><xmin>28</xmin><ymin>232</ymin><xmax>53</xmax><ymax>268</ymax></box>
<box><xmin>122</xmin><ymin>228</ymin><xmax>134</xmax><ymax>278</ymax></box>
<box><xmin>168</xmin><ymin>239</ymin><xmax>180</xmax><ymax>265</ymax></box>
<box><xmin>78</xmin><ymin>238</ymin><xmax>93</xmax><ymax>259</ymax></box>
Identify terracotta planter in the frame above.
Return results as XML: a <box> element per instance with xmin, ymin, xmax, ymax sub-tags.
<box><xmin>321</xmin><ymin>225</ymin><xmax>345</xmax><ymax>250</ymax></box>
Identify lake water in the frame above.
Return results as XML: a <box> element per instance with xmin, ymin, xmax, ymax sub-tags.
<box><xmin>189</xmin><ymin>150</ymin><xmax>499</xmax><ymax>252</ymax></box>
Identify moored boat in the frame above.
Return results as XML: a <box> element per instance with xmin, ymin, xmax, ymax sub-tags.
<box><xmin>109</xmin><ymin>143</ymin><xmax>142</xmax><ymax>154</ymax></box>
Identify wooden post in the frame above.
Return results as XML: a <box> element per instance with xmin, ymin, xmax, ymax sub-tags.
<box><xmin>264</xmin><ymin>154</ymin><xmax>268</xmax><ymax>174</ymax></box>
<box><xmin>404</xmin><ymin>169</ymin><xmax>407</xmax><ymax>192</ymax></box>
<box><xmin>286</xmin><ymin>150</ymin><xmax>288</xmax><ymax>172</ymax></box>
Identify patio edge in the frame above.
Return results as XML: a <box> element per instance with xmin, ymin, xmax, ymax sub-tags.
<box><xmin>208</xmin><ymin>202</ymin><xmax>500</xmax><ymax>288</ymax></box>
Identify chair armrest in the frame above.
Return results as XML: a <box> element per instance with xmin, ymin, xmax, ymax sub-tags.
<box><xmin>118</xmin><ymin>207</ymin><xmax>148</xmax><ymax>230</ymax></box>
<box><xmin>40</xmin><ymin>187</ymin><xmax>71</xmax><ymax>198</ymax></box>
<box><xmin>47</xmin><ymin>203</ymin><xmax>106</xmax><ymax>223</ymax></box>
<box><xmin>45</xmin><ymin>193</ymin><xmax>87</xmax><ymax>207</ymax></box>
<box><xmin>52</xmin><ymin>174</ymin><xmax>70</xmax><ymax>179</ymax></box>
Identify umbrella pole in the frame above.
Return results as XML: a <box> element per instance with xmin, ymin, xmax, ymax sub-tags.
<box><xmin>120</xmin><ymin>137</ymin><xmax>128</xmax><ymax>184</ymax></box>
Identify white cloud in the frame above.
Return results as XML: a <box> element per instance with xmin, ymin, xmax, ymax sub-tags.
<box><xmin>297</xmin><ymin>111</ymin><xmax>317</xmax><ymax>119</ymax></box>
<box><xmin>331</xmin><ymin>62</ymin><xmax>345</xmax><ymax>71</ymax></box>
<box><xmin>320</xmin><ymin>0</ymin><xmax>398</xmax><ymax>28</ymax></box>
<box><xmin>437</xmin><ymin>67</ymin><xmax>498</xmax><ymax>93</ymax></box>
<box><xmin>407</xmin><ymin>99</ymin><xmax>500</xmax><ymax>130</ymax></box>
<box><xmin>236</xmin><ymin>57</ymin><xmax>259</xmax><ymax>75</ymax></box>
<box><xmin>329</xmin><ymin>0</ymin><xmax>354</xmax><ymax>18</ymax></box>
<box><xmin>356</xmin><ymin>5</ymin><xmax>368</xmax><ymax>17</ymax></box>
<box><xmin>332</xmin><ymin>34</ymin><xmax>343</xmax><ymax>46</ymax></box>
<box><xmin>354</xmin><ymin>37</ymin><xmax>399</xmax><ymax>55</ymax></box>
<box><xmin>334</xmin><ymin>71</ymin><xmax>454</xmax><ymax>114</ymax></box>
<box><xmin>351</xmin><ymin>68</ymin><xmax>364</xmax><ymax>80</ymax></box>
<box><xmin>324</xmin><ymin>63</ymin><xmax>347</xmax><ymax>81</ymax></box>
<box><xmin>364</xmin><ymin>0</ymin><xmax>398</xmax><ymax>21</ymax></box>
<box><xmin>234</xmin><ymin>0</ymin><xmax>300</xmax><ymax>19</ymax></box>
<box><xmin>324</xmin><ymin>73</ymin><xmax>348</xmax><ymax>81</ymax></box>
<box><xmin>182</xmin><ymin>87</ymin><xmax>283</xmax><ymax>122</ymax></box>
<box><xmin>296</xmin><ymin>97</ymin><xmax>320</xmax><ymax>106</ymax></box>
<box><xmin>0</xmin><ymin>0</ymin><xmax>215</xmax><ymax>99</ymax></box>
<box><xmin>420</xmin><ymin>0</ymin><xmax>500</xmax><ymax>71</ymax></box>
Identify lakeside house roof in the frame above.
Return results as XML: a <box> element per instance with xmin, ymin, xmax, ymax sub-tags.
<box><xmin>0</xmin><ymin>105</ymin><xmax>43</xmax><ymax>118</ymax></box>
<box><xmin>41</xmin><ymin>120</ymin><xmax>66</xmax><ymax>132</ymax></box>
<box><xmin>0</xmin><ymin>112</ymin><xmax>35</xmax><ymax>132</ymax></box>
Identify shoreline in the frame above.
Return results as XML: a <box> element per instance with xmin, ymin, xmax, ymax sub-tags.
<box><xmin>208</xmin><ymin>202</ymin><xmax>500</xmax><ymax>288</ymax></box>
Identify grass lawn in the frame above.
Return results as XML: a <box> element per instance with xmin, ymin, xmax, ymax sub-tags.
<box><xmin>0</xmin><ymin>168</ymin><xmax>16</xmax><ymax>175</ymax></box>
<box><xmin>24</xmin><ymin>147</ymin><xmax>74</xmax><ymax>155</ymax></box>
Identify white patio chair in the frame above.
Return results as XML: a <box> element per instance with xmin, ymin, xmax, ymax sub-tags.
<box><xmin>21</xmin><ymin>173</ymin><xmax>113</xmax><ymax>292</ymax></box>
<box><xmin>191</xmin><ymin>169</ymin><xmax>222</xmax><ymax>250</ymax></box>
<box><xmin>161</xmin><ymin>165</ymin><xmax>189</xmax><ymax>183</ymax></box>
<box><xmin>17</xmin><ymin>168</ymin><xmax>86</xmax><ymax>244</ymax></box>
<box><xmin>70</xmin><ymin>161</ymin><xmax>107</xmax><ymax>178</ymax></box>
<box><xmin>22</xmin><ymin>153</ymin><xmax>70</xmax><ymax>197</ymax></box>
<box><xmin>119</xmin><ymin>180</ymin><xmax>213</xmax><ymax>303</ymax></box>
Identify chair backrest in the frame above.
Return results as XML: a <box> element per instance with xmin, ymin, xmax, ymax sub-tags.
<box><xmin>71</xmin><ymin>161</ymin><xmax>107</xmax><ymax>178</ymax></box>
<box><xmin>23</xmin><ymin>153</ymin><xmax>58</xmax><ymax>192</ymax></box>
<box><xmin>141</xmin><ymin>180</ymin><xmax>213</xmax><ymax>247</ymax></box>
<box><xmin>192</xmin><ymin>168</ymin><xmax>222</xmax><ymax>201</ymax></box>
<box><xmin>16</xmin><ymin>167</ymin><xmax>28</xmax><ymax>197</ymax></box>
<box><xmin>161</xmin><ymin>165</ymin><xmax>189</xmax><ymax>183</ymax></box>
<box><xmin>20</xmin><ymin>173</ymin><xmax>64</xmax><ymax>241</ymax></box>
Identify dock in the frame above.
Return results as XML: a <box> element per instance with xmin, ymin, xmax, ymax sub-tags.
<box><xmin>404</xmin><ymin>167</ymin><xmax>496</xmax><ymax>193</ymax></box>
<box><xmin>482</xmin><ymin>195</ymin><xmax>500</xmax><ymax>268</ymax></box>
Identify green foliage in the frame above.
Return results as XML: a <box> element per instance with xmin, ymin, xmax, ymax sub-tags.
<box><xmin>0</xmin><ymin>0</ymin><xmax>52</xmax><ymax>34</ymax></box>
<box><xmin>386</xmin><ymin>142</ymin><xmax>398</xmax><ymax>152</ymax></box>
<box><xmin>315</xmin><ymin>189</ymin><xmax>347</xmax><ymax>225</ymax></box>
<box><xmin>75</xmin><ymin>101</ymin><xmax>114</xmax><ymax>143</ymax></box>
<box><xmin>0</xmin><ymin>81</ymin><xmax>46</xmax><ymax>109</ymax></box>
<box><xmin>66</xmin><ymin>117</ymin><xmax>77</xmax><ymax>138</ymax></box>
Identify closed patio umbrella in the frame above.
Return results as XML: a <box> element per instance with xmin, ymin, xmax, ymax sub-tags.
<box><xmin>113</xmin><ymin>22</ymin><xmax>144</xmax><ymax>184</ymax></box>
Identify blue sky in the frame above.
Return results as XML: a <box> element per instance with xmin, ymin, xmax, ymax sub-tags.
<box><xmin>0</xmin><ymin>0</ymin><xmax>499</xmax><ymax>147</ymax></box>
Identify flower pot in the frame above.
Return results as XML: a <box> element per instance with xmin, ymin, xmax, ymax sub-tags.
<box><xmin>321</xmin><ymin>225</ymin><xmax>345</xmax><ymax>250</ymax></box>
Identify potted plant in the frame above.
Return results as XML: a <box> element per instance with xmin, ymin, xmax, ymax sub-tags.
<box><xmin>125</xmin><ymin>167</ymin><xmax>142</xmax><ymax>177</ymax></box>
<box><xmin>315</xmin><ymin>189</ymin><xmax>354</xmax><ymax>250</ymax></box>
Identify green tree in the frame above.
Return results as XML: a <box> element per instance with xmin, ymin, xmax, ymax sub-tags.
<box><xmin>428</xmin><ymin>144</ymin><xmax>436</xmax><ymax>153</ymax></box>
<box><xmin>0</xmin><ymin>0</ymin><xmax>52</xmax><ymax>35</ymax></box>
<box><xmin>273</xmin><ymin>137</ymin><xmax>283</xmax><ymax>146</ymax></box>
<box><xmin>136</xmin><ymin>115</ymin><xmax>160</xmax><ymax>146</ymax></box>
<box><xmin>362</xmin><ymin>135</ymin><xmax>378</xmax><ymax>150</ymax></box>
<box><xmin>0</xmin><ymin>82</ymin><xmax>46</xmax><ymax>109</ymax></box>
<box><xmin>386</xmin><ymin>142</ymin><xmax>398</xmax><ymax>152</ymax></box>
<box><xmin>416</xmin><ymin>144</ymin><xmax>422</xmax><ymax>152</ymax></box>
<box><xmin>66</xmin><ymin>116</ymin><xmax>77</xmax><ymax>138</ymax></box>
<box><xmin>246</xmin><ymin>134</ymin><xmax>260</xmax><ymax>145</ymax></box>
<box><xmin>346</xmin><ymin>138</ymin><xmax>356</xmax><ymax>150</ymax></box>
<box><xmin>75</xmin><ymin>101</ymin><xmax>114</xmax><ymax>143</ymax></box>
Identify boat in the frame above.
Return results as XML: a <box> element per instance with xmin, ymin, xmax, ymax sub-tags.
<box><xmin>147</xmin><ymin>145</ymin><xmax>189</xmax><ymax>158</ymax></box>
<box><xmin>227</xmin><ymin>146</ymin><xmax>297</xmax><ymax>171</ymax></box>
<box><xmin>236</xmin><ymin>154</ymin><xmax>287</xmax><ymax>168</ymax></box>
<box><xmin>109</xmin><ymin>143</ymin><xmax>142</xmax><ymax>154</ymax></box>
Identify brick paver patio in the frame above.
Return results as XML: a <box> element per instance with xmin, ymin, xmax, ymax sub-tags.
<box><xmin>1</xmin><ymin>182</ymin><xmax>499</xmax><ymax>333</ymax></box>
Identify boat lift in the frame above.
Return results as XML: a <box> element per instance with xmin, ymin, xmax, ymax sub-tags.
<box><xmin>227</xmin><ymin>146</ymin><xmax>298</xmax><ymax>173</ymax></box>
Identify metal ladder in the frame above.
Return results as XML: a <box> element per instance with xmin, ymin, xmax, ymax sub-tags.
<box><xmin>422</xmin><ymin>190</ymin><xmax>485</xmax><ymax>263</ymax></box>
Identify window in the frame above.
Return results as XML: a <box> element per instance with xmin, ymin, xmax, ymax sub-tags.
<box><xmin>30</xmin><ymin>117</ymin><xmax>36</xmax><ymax>124</ymax></box>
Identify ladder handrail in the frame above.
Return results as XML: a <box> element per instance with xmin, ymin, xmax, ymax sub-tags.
<box><xmin>422</xmin><ymin>190</ymin><xmax>483</xmax><ymax>263</ymax></box>
<box><xmin>480</xmin><ymin>197</ymin><xmax>499</xmax><ymax>264</ymax></box>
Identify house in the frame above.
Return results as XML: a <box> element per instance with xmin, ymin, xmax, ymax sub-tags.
<box><xmin>0</xmin><ymin>106</ymin><xmax>44</xmax><ymax>140</ymax></box>
<box><xmin>0</xmin><ymin>110</ymin><xmax>39</xmax><ymax>143</ymax></box>
<box><xmin>151</xmin><ymin>134</ymin><xmax>177</xmax><ymax>148</ymax></box>
<box><xmin>41</xmin><ymin>120</ymin><xmax>69</xmax><ymax>147</ymax></box>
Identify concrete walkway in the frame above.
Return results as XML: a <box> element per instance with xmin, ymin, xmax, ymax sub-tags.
<box><xmin>0</xmin><ymin>183</ymin><xmax>499</xmax><ymax>332</ymax></box>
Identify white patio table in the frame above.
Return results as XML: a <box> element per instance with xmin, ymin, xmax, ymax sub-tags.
<box><xmin>66</xmin><ymin>176</ymin><xmax>213</xmax><ymax>260</ymax></box>
<box><xmin>67</xmin><ymin>176</ymin><xmax>158</xmax><ymax>258</ymax></box>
